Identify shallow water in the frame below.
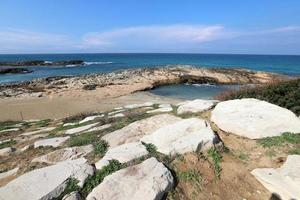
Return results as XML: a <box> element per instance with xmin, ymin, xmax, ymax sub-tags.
<box><xmin>149</xmin><ymin>84</ymin><xmax>242</xmax><ymax>100</ymax></box>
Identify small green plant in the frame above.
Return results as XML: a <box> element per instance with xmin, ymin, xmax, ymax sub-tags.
<box><xmin>288</xmin><ymin>148</ymin><xmax>300</xmax><ymax>155</ymax></box>
<box><xmin>35</xmin><ymin>119</ymin><xmax>51</xmax><ymax>127</ymax></box>
<box><xmin>0</xmin><ymin>139</ymin><xmax>17</xmax><ymax>149</ymax></box>
<box><xmin>207</xmin><ymin>148</ymin><xmax>222</xmax><ymax>179</ymax></box>
<box><xmin>177</xmin><ymin>169</ymin><xmax>202</xmax><ymax>186</ymax></box>
<box><xmin>52</xmin><ymin>178</ymin><xmax>79</xmax><ymax>200</ymax></box>
<box><xmin>0</xmin><ymin>121</ymin><xmax>22</xmax><ymax>131</ymax></box>
<box><xmin>257</xmin><ymin>132</ymin><xmax>300</xmax><ymax>148</ymax></box>
<box><xmin>80</xmin><ymin>160</ymin><xmax>123</xmax><ymax>197</ymax></box>
<box><xmin>143</xmin><ymin>143</ymin><xmax>158</xmax><ymax>157</ymax></box>
<box><xmin>93</xmin><ymin>140</ymin><xmax>109</xmax><ymax>157</ymax></box>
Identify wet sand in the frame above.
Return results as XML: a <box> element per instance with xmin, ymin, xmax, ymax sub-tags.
<box><xmin>0</xmin><ymin>91</ymin><xmax>181</xmax><ymax>121</ymax></box>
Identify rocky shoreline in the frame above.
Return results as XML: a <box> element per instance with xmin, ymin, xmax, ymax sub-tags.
<box><xmin>0</xmin><ymin>65</ymin><xmax>288</xmax><ymax>98</ymax></box>
<box><xmin>0</xmin><ymin>60</ymin><xmax>84</xmax><ymax>67</ymax></box>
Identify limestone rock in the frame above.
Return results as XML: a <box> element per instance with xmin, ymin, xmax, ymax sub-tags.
<box><xmin>62</xmin><ymin>191</ymin><xmax>82</xmax><ymax>200</ymax></box>
<box><xmin>124</xmin><ymin>102</ymin><xmax>154</xmax><ymax>109</ymax></box>
<box><xmin>32</xmin><ymin>145</ymin><xmax>93</xmax><ymax>164</ymax></box>
<box><xmin>86</xmin><ymin>124</ymin><xmax>111</xmax><ymax>133</ymax></box>
<box><xmin>95</xmin><ymin>142</ymin><xmax>148</xmax><ymax>170</ymax></box>
<box><xmin>0</xmin><ymin>158</ymin><xmax>94</xmax><ymax>200</ymax></box>
<box><xmin>211</xmin><ymin>98</ymin><xmax>300</xmax><ymax>139</ymax></box>
<box><xmin>147</xmin><ymin>104</ymin><xmax>173</xmax><ymax>114</ymax></box>
<box><xmin>0</xmin><ymin>128</ymin><xmax>20</xmax><ymax>133</ymax></box>
<box><xmin>0</xmin><ymin>147</ymin><xmax>15</xmax><ymax>157</ymax></box>
<box><xmin>177</xmin><ymin>99</ymin><xmax>217</xmax><ymax>114</ymax></box>
<box><xmin>79</xmin><ymin>115</ymin><xmax>104</xmax><ymax>124</ymax></box>
<box><xmin>0</xmin><ymin>167</ymin><xmax>19</xmax><ymax>180</ymax></box>
<box><xmin>102</xmin><ymin>114</ymin><xmax>181</xmax><ymax>148</ymax></box>
<box><xmin>108</xmin><ymin>113</ymin><xmax>125</xmax><ymax>118</ymax></box>
<box><xmin>251</xmin><ymin>155</ymin><xmax>300</xmax><ymax>200</ymax></box>
<box><xmin>86</xmin><ymin>157</ymin><xmax>174</xmax><ymax>200</ymax></box>
<box><xmin>141</xmin><ymin>118</ymin><xmax>216</xmax><ymax>155</ymax></box>
<box><xmin>63</xmin><ymin>122</ymin><xmax>77</xmax><ymax>127</ymax></box>
<box><xmin>34</xmin><ymin>136</ymin><xmax>70</xmax><ymax>148</ymax></box>
<box><xmin>65</xmin><ymin>122</ymin><xmax>99</xmax><ymax>135</ymax></box>
<box><xmin>21</xmin><ymin>127</ymin><xmax>56</xmax><ymax>136</ymax></box>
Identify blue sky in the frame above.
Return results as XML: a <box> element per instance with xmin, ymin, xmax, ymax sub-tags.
<box><xmin>0</xmin><ymin>0</ymin><xmax>300</xmax><ymax>54</ymax></box>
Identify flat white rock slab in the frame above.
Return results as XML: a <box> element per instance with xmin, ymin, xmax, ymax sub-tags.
<box><xmin>147</xmin><ymin>106</ymin><xmax>173</xmax><ymax>114</ymax></box>
<box><xmin>0</xmin><ymin>128</ymin><xmax>20</xmax><ymax>133</ymax></box>
<box><xmin>251</xmin><ymin>155</ymin><xmax>300</xmax><ymax>200</ymax></box>
<box><xmin>0</xmin><ymin>147</ymin><xmax>15</xmax><ymax>157</ymax></box>
<box><xmin>123</xmin><ymin>102</ymin><xmax>154</xmax><ymax>109</ymax></box>
<box><xmin>32</xmin><ymin>145</ymin><xmax>93</xmax><ymax>164</ymax></box>
<box><xmin>0</xmin><ymin>167</ymin><xmax>19</xmax><ymax>180</ymax></box>
<box><xmin>102</xmin><ymin>114</ymin><xmax>181</xmax><ymax>148</ymax></box>
<box><xmin>34</xmin><ymin>136</ymin><xmax>70</xmax><ymax>148</ymax></box>
<box><xmin>21</xmin><ymin>127</ymin><xmax>56</xmax><ymax>136</ymax></box>
<box><xmin>95</xmin><ymin>142</ymin><xmax>148</xmax><ymax>170</ymax></box>
<box><xmin>86</xmin><ymin>124</ymin><xmax>111</xmax><ymax>133</ymax></box>
<box><xmin>141</xmin><ymin>118</ymin><xmax>216</xmax><ymax>155</ymax></box>
<box><xmin>79</xmin><ymin>115</ymin><xmax>104</xmax><ymax>124</ymax></box>
<box><xmin>65</xmin><ymin>122</ymin><xmax>99</xmax><ymax>135</ymax></box>
<box><xmin>0</xmin><ymin>158</ymin><xmax>94</xmax><ymax>200</ymax></box>
<box><xmin>86</xmin><ymin>157</ymin><xmax>174</xmax><ymax>200</ymax></box>
<box><xmin>211</xmin><ymin>98</ymin><xmax>300</xmax><ymax>139</ymax></box>
<box><xmin>177</xmin><ymin>99</ymin><xmax>217</xmax><ymax>114</ymax></box>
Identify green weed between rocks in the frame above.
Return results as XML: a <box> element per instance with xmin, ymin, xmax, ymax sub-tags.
<box><xmin>257</xmin><ymin>132</ymin><xmax>300</xmax><ymax>148</ymax></box>
<box><xmin>68</xmin><ymin>133</ymin><xmax>96</xmax><ymax>147</ymax></box>
<box><xmin>51</xmin><ymin>178</ymin><xmax>80</xmax><ymax>200</ymax></box>
<box><xmin>177</xmin><ymin>169</ymin><xmax>202</xmax><ymax>187</ymax></box>
<box><xmin>207</xmin><ymin>148</ymin><xmax>222</xmax><ymax>179</ymax></box>
<box><xmin>93</xmin><ymin>140</ymin><xmax>109</xmax><ymax>157</ymax></box>
<box><xmin>0</xmin><ymin>139</ymin><xmax>17</xmax><ymax>149</ymax></box>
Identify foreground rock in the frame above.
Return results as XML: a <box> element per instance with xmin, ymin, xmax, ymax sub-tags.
<box><xmin>251</xmin><ymin>155</ymin><xmax>300</xmax><ymax>200</ymax></box>
<box><xmin>211</xmin><ymin>98</ymin><xmax>300</xmax><ymax>139</ymax></box>
<box><xmin>87</xmin><ymin>157</ymin><xmax>174</xmax><ymax>200</ymax></box>
<box><xmin>141</xmin><ymin>118</ymin><xmax>217</xmax><ymax>155</ymax></box>
<box><xmin>0</xmin><ymin>158</ymin><xmax>94</xmax><ymax>200</ymax></box>
<box><xmin>102</xmin><ymin>114</ymin><xmax>181</xmax><ymax>148</ymax></box>
<box><xmin>95</xmin><ymin>142</ymin><xmax>148</xmax><ymax>170</ymax></box>
<box><xmin>34</xmin><ymin>136</ymin><xmax>70</xmax><ymax>148</ymax></box>
<box><xmin>32</xmin><ymin>145</ymin><xmax>93</xmax><ymax>164</ymax></box>
<box><xmin>177</xmin><ymin>99</ymin><xmax>218</xmax><ymax>114</ymax></box>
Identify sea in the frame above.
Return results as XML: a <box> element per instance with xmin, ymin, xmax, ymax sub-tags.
<box><xmin>0</xmin><ymin>53</ymin><xmax>299</xmax><ymax>99</ymax></box>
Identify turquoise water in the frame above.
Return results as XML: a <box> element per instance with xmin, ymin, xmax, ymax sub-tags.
<box><xmin>150</xmin><ymin>84</ymin><xmax>242</xmax><ymax>100</ymax></box>
<box><xmin>0</xmin><ymin>53</ymin><xmax>300</xmax><ymax>84</ymax></box>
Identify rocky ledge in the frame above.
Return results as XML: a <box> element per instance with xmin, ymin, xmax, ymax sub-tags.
<box><xmin>0</xmin><ymin>65</ymin><xmax>288</xmax><ymax>98</ymax></box>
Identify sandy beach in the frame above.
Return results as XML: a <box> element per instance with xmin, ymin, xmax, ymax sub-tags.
<box><xmin>0</xmin><ymin>91</ymin><xmax>180</xmax><ymax>121</ymax></box>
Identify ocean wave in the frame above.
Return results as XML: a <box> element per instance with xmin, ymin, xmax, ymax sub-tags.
<box><xmin>84</xmin><ymin>61</ymin><xmax>113</xmax><ymax>65</ymax></box>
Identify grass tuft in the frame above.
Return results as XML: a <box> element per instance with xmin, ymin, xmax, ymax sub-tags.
<box><xmin>0</xmin><ymin>139</ymin><xmax>17</xmax><ymax>149</ymax></box>
<box><xmin>93</xmin><ymin>140</ymin><xmax>109</xmax><ymax>157</ymax></box>
<box><xmin>207</xmin><ymin>148</ymin><xmax>222</xmax><ymax>179</ymax></box>
<box><xmin>257</xmin><ymin>132</ymin><xmax>300</xmax><ymax>148</ymax></box>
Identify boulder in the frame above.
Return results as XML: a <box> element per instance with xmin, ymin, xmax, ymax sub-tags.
<box><xmin>141</xmin><ymin>118</ymin><xmax>216</xmax><ymax>155</ymax></box>
<box><xmin>34</xmin><ymin>136</ymin><xmax>70</xmax><ymax>148</ymax></box>
<box><xmin>32</xmin><ymin>145</ymin><xmax>93</xmax><ymax>164</ymax></box>
<box><xmin>177</xmin><ymin>99</ymin><xmax>217</xmax><ymax>114</ymax></box>
<box><xmin>211</xmin><ymin>98</ymin><xmax>300</xmax><ymax>139</ymax></box>
<box><xmin>95</xmin><ymin>142</ymin><xmax>148</xmax><ymax>170</ymax></box>
<box><xmin>79</xmin><ymin>115</ymin><xmax>104</xmax><ymax>124</ymax></box>
<box><xmin>251</xmin><ymin>155</ymin><xmax>300</xmax><ymax>200</ymax></box>
<box><xmin>86</xmin><ymin>157</ymin><xmax>174</xmax><ymax>200</ymax></box>
<box><xmin>0</xmin><ymin>167</ymin><xmax>19</xmax><ymax>180</ymax></box>
<box><xmin>102</xmin><ymin>114</ymin><xmax>181</xmax><ymax>148</ymax></box>
<box><xmin>0</xmin><ymin>158</ymin><xmax>94</xmax><ymax>200</ymax></box>
<box><xmin>65</xmin><ymin>122</ymin><xmax>99</xmax><ymax>135</ymax></box>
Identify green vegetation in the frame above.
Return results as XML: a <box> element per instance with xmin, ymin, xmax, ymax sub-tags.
<box><xmin>0</xmin><ymin>139</ymin><xmax>17</xmax><ymax>149</ymax></box>
<box><xmin>216</xmin><ymin>78</ymin><xmax>300</xmax><ymax>115</ymax></box>
<box><xmin>177</xmin><ymin>169</ymin><xmax>202</xmax><ymax>187</ymax></box>
<box><xmin>93</xmin><ymin>140</ymin><xmax>109</xmax><ymax>157</ymax></box>
<box><xmin>52</xmin><ymin>178</ymin><xmax>80</xmax><ymax>200</ymax></box>
<box><xmin>207</xmin><ymin>148</ymin><xmax>222</xmax><ymax>179</ymax></box>
<box><xmin>143</xmin><ymin>143</ymin><xmax>158</xmax><ymax>157</ymax></box>
<box><xmin>257</xmin><ymin>132</ymin><xmax>300</xmax><ymax>148</ymax></box>
<box><xmin>80</xmin><ymin>160</ymin><xmax>123</xmax><ymax>197</ymax></box>
<box><xmin>236</xmin><ymin>151</ymin><xmax>249</xmax><ymax>161</ymax></box>
<box><xmin>289</xmin><ymin>148</ymin><xmax>300</xmax><ymax>155</ymax></box>
<box><xmin>35</xmin><ymin>119</ymin><xmax>51</xmax><ymax>127</ymax></box>
<box><xmin>68</xmin><ymin>133</ymin><xmax>96</xmax><ymax>147</ymax></box>
<box><xmin>0</xmin><ymin>121</ymin><xmax>21</xmax><ymax>131</ymax></box>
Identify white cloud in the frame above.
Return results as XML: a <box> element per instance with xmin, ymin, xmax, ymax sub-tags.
<box><xmin>0</xmin><ymin>28</ymin><xmax>72</xmax><ymax>53</ymax></box>
<box><xmin>80</xmin><ymin>25</ymin><xmax>227</xmax><ymax>51</ymax></box>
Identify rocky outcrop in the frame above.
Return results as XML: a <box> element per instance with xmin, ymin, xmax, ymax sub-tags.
<box><xmin>211</xmin><ymin>98</ymin><xmax>300</xmax><ymax>139</ymax></box>
<box><xmin>141</xmin><ymin>118</ymin><xmax>217</xmax><ymax>155</ymax></box>
<box><xmin>0</xmin><ymin>158</ymin><xmax>94</xmax><ymax>200</ymax></box>
<box><xmin>177</xmin><ymin>99</ymin><xmax>218</xmax><ymax>114</ymax></box>
<box><xmin>0</xmin><ymin>66</ymin><xmax>287</xmax><ymax>98</ymax></box>
<box><xmin>0</xmin><ymin>60</ymin><xmax>84</xmax><ymax>67</ymax></box>
<box><xmin>102</xmin><ymin>114</ymin><xmax>181</xmax><ymax>148</ymax></box>
<box><xmin>86</xmin><ymin>157</ymin><xmax>174</xmax><ymax>200</ymax></box>
<box><xmin>0</xmin><ymin>68</ymin><xmax>32</xmax><ymax>75</ymax></box>
<box><xmin>95</xmin><ymin>142</ymin><xmax>148</xmax><ymax>170</ymax></box>
<box><xmin>31</xmin><ymin>145</ymin><xmax>93</xmax><ymax>164</ymax></box>
<box><xmin>251</xmin><ymin>155</ymin><xmax>300</xmax><ymax>200</ymax></box>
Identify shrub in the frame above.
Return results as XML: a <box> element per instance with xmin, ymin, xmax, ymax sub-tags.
<box><xmin>93</xmin><ymin>140</ymin><xmax>109</xmax><ymax>157</ymax></box>
<box><xmin>68</xmin><ymin>133</ymin><xmax>95</xmax><ymax>147</ymax></box>
<box><xmin>215</xmin><ymin>78</ymin><xmax>300</xmax><ymax>115</ymax></box>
